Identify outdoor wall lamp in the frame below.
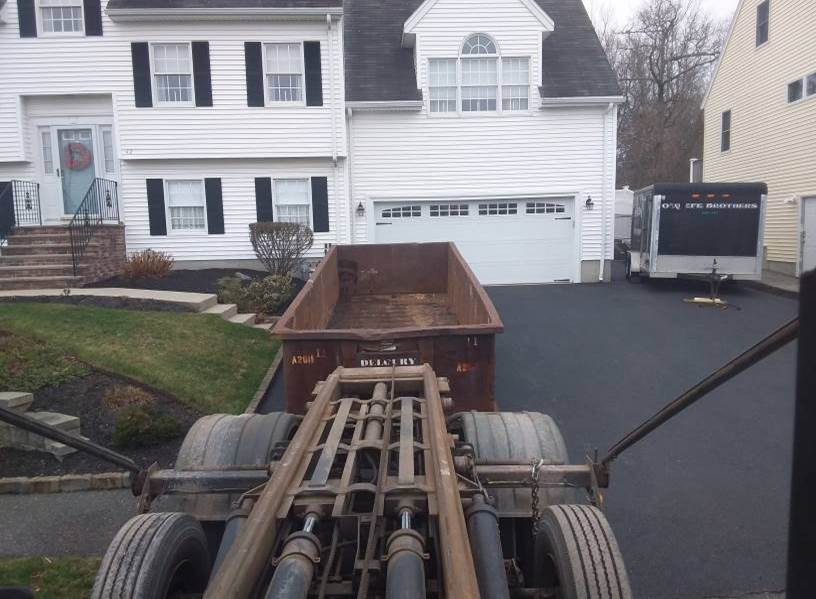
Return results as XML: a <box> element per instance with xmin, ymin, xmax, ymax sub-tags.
<box><xmin>105</xmin><ymin>190</ymin><xmax>112</xmax><ymax>208</ymax></box>
<box><xmin>585</xmin><ymin>195</ymin><xmax>594</xmax><ymax>210</ymax></box>
<box><xmin>24</xmin><ymin>192</ymin><xmax>32</xmax><ymax>210</ymax></box>
<box><xmin>356</xmin><ymin>202</ymin><xmax>366</xmax><ymax>217</ymax></box>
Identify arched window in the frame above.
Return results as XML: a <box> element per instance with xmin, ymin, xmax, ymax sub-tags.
<box><xmin>460</xmin><ymin>34</ymin><xmax>498</xmax><ymax>111</ymax></box>
<box><xmin>461</xmin><ymin>33</ymin><xmax>497</xmax><ymax>56</ymax></box>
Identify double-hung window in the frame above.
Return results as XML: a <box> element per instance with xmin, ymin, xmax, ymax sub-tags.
<box><xmin>429</xmin><ymin>34</ymin><xmax>530</xmax><ymax>115</ymax></box>
<box><xmin>152</xmin><ymin>44</ymin><xmax>194</xmax><ymax>105</ymax></box>
<box><xmin>502</xmin><ymin>57</ymin><xmax>530</xmax><ymax>111</ymax></box>
<box><xmin>429</xmin><ymin>59</ymin><xmax>457</xmax><ymax>113</ymax></box>
<box><xmin>721</xmin><ymin>110</ymin><xmax>731</xmax><ymax>152</ymax></box>
<box><xmin>166</xmin><ymin>180</ymin><xmax>206</xmax><ymax>231</ymax></box>
<box><xmin>266</xmin><ymin>43</ymin><xmax>304</xmax><ymax>103</ymax></box>
<box><xmin>756</xmin><ymin>0</ymin><xmax>770</xmax><ymax>46</ymax></box>
<box><xmin>39</xmin><ymin>0</ymin><xmax>83</xmax><ymax>34</ymax></box>
<box><xmin>275</xmin><ymin>179</ymin><xmax>310</xmax><ymax>226</ymax></box>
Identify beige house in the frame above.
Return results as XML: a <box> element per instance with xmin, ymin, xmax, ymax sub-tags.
<box><xmin>702</xmin><ymin>0</ymin><xmax>816</xmax><ymax>276</ymax></box>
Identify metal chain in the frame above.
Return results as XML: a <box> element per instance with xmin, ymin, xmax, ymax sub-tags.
<box><xmin>530</xmin><ymin>458</ymin><xmax>544</xmax><ymax>537</ymax></box>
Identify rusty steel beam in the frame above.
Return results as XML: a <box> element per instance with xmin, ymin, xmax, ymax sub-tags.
<box><xmin>145</xmin><ymin>469</ymin><xmax>270</xmax><ymax>496</ymax></box>
<box><xmin>473</xmin><ymin>464</ymin><xmax>600</xmax><ymax>489</ymax></box>
<box><xmin>204</xmin><ymin>371</ymin><xmax>340</xmax><ymax>599</ymax></box>
<box><xmin>422</xmin><ymin>366</ymin><xmax>481</xmax><ymax>599</ymax></box>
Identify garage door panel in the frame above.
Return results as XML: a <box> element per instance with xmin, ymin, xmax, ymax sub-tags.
<box><xmin>374</xmin><ymin>199</ymin><xmax>575</xmax><ymax>285</ymax></box>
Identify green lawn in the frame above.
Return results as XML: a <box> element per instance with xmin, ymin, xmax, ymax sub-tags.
<box><xmin>0</xmin><ymin>303</ymin><xmax>279</xmax><ymax>414</ymax></box>
<box><xmin>0</xmin><ymin>556</ymin><xmax>100</xmax><ymax>598</ymax></box>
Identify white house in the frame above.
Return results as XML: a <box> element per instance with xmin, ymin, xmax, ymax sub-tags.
<box><xmin>345</xmin><ymin>0</ymin><xmax>622</xmax><ymax>284</ymax></box>
<box><xmin>0</xmin><ymin>0</ymin><xmax>620</xmax><ymax>289</ymax></box>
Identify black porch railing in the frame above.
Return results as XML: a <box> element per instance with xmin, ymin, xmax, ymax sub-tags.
<box><xmin>68</xmin><ymin>178</ymin><xmax>120</xmax><ymax>276</ymax></box>
<box><xmin>0</xmin><ymin>180</ymin><xmax>42</xmax><ymax>244</ymax></box>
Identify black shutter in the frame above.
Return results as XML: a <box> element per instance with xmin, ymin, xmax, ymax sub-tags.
<box><xmin>83</xmin><ymin>0</ymin><xmax>103</xmax><ymax>36</ymax></box>
<box><xmin>0</xmin><ymin>182</ymin><xmax>14</xmax><ymax>233</ymax></box>
<box><xmin>303</xmin><ymin>41</ymin><xmax>323</xmax><ymax>107</ymax></box>
<box><xmin>146</xmin><ymin>179</ymin><xmax>167</xmax><ymax>236</ymax></box>
<box><xmin>205</xmin><ymin>178</ymin><xmax>224</xmax><ymax>234</ymax></box>
<box><xmin>17</xmin><ymin>0</ymin><xmax>37</xmax><ymax>37</ymax></box>
<box><xmin>131</xmin><ymin>43</ymin><xmax>153</xmax><ymax>108</ymax></box>
<box><xmin>192</xmin><ymin>41</ymin><xmax>213</xmax><ymax>107</ymax></box>
<box><xmin>245</xmin><ymin>42</ymin><xmax>264</xmax><ymax>107</ymax></box>
<box><xmin>311</xmin><ymin>177</ymin><xmax>329</xmax><ymax>232</ymax></box>
<box><xmin>254</xmin><ymin>178</ymin><xmax>274</xmax><ymax>222</ymax></box>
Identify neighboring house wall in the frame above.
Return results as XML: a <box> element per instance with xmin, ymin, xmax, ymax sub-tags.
<box><xmin>703</xmin><ymin>0</ymin><xmax>816</xmax><ymax>275</ymax></box>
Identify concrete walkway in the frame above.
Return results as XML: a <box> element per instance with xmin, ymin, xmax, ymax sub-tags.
<box><xmin>0</xmin><ymin>287</ymin><xmax>269</xmax><ymax>329</ymax></box>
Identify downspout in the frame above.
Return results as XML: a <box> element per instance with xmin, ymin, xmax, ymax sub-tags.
<box><xmin>326</xmin><ymin>14</ymin><xmax>342</xmax><ymax>245</ymax></box>
<box><xmin>600</xmin><ymin>102</ymin><xmax>615</xmax><ymax>281</ymax></box>
<box><xmin>346</xmin><ymin>106</ymin><xmax>355</xmax><ymax>244</ymax></box>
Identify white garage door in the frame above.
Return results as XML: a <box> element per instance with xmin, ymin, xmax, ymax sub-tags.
<box><xmin>373</xmin><ymin>199</ymin><xmax>575</xmax><ymax>285</ymax></box>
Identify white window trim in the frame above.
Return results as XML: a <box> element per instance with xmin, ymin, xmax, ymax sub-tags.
<box><xmin>262</xmin><ymin>42</ymin><xmax>307</xmax><ymax>107</ymax></box>
<box><xmin>149</xmin><ymin>42</ymin><xmax>195</xmax><ymax>108</ymax></box>
<box><xmin>164</xmin><ymin>178</ymin><xmax>208</xmax><ymax>234</ymax></box>
<box><xmin>426</xmin><ymin>34</ymin><xmax>532</xmax><ymax>117</ymax></box>
<box><xmin>36</xmin><ymin>0</ymin><xmax>84</xmax><ymax>37</ymax></box>
<box><xmin>786</xmin><ymin>73</ymin><xmax>816</xmax><ymax>105</ymax></box>
<box><xmin>273</xmin><ymin>177</ymin><xmax>313</xmax><ymax>227</ymax></box>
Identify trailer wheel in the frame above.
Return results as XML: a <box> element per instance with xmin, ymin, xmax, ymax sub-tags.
<box><xmin>533</xmin><ymin>504</ymin><xmax>632</xmax><ymax>599</ymax></box>
<box><xmin>91</xmin><ymin>512</ymin><xmax>210</xmax><ymax>599</ymax></box>
<box><xmin>455</xmin><ymin>411</ymin><xmax>578</xmax><ymax>512</ymax></box>
<box><xmin>169</xmin><ymin>412</ymin><xmax>300</xmax><ymax>522</ymax></box>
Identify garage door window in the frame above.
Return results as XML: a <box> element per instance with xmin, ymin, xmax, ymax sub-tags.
<box><xmin>382</xmin><ymin>205</ymin><xmax>421</xmax><ymax>218</ymax></box>
<box><xmin>526</xmin><ymin>202</ymin><xmax>566</xmax><ymax>214</ymax></box>
<box><xmin>478</xmin><ymin>202</ymin><xmax>517</xmax><ymax>215</ymax></box>
<box><xmin>430</xmin><ymin>204</ymin><xmax>469</xmax><ymax>217</ymax></box>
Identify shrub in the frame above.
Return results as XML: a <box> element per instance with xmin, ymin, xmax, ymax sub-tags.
<box><xmin>121</xmin><ymin>249</ymin><xmax>174</xmax><ymax>280</ymax></box>
<box><xmin>102</xmin><ymin>384</ymin><xmax>155</xmax><ymax>411</ymax></box>
<box><xmin>112</xmin><ymin>405</ymin><xmax>181</xmax><ymax>449</ymax></box>
<box><xmin>216</xmin><ymin>274</ymin><xmax>294</xmax><ymax>315</ymax></box>
<box><xmin>244</xmin><ymin>275</ymin><xmax>294</xmax><ymax>315</ymax></box>
<box><xmin>249</xmin><ymin>222</ymin><xmax>313</xmax><ymax>276</ymax></box>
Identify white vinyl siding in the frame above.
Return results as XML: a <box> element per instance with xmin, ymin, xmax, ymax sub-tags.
<box><xmin>0</xmin><ymin>6</ymin><xmax>346</xmax><ymax>162</ymax></box>
<box><xmin>265</xmin><ymin>43</ymin><xmax>304</xmax><ymax>104</ymax></box>
<box><xmin>274</xmin><ymin>178</ymin><xmax>310</xmax><ymax>226</ymax></box>
<box><xmin>166</xmin><ymin>179</ymin><xmax>206</xmax><ymax>231</ymax></box>
<box><xmin>39</xmin><ymin>0</ymin><xmax>83</xmax><ymax>34</ymax></box>
<box><xmin>152</xmin><ymin>43</ymin><xmax>194</xmax><ymax>105</ymax></box>
<box><xmin>703</xmin><ymin>0</ymin><xmax>816</xmax><ymax>268</ymax></box>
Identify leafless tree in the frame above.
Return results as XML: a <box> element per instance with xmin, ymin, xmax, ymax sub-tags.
<box><xmin>599</xmin><ymin>0</ymin><xmax>726</xmax><ymax>188</ymax></box>
<box><xmin>249</xmin><ymin>222</ymin><xmax>314</xmax><ymax>276</ymax></box>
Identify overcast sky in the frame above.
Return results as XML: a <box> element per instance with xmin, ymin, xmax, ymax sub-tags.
<box><xmin>581</xmin><ymin>0</ymin><xmax>740</xmax><ymax>28</ymax></box>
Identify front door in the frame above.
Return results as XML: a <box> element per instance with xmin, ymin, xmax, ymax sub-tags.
<box><xmin>56</xmin><ymin>127</ymin><xmax>96</xmax><ymax>216</ymax></box>
<box><xmin>803</xmin><ymin>197</ymin><xmax>816</xmax><ymax>273</ymax></box>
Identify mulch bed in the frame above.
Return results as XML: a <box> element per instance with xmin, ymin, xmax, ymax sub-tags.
<box><xmin>0</xmin><ymin>372</ymin><xmax>201</xmax><ymax>477</ymax></box>
<box><xmin>86</xmin><ymin>268</ymin><xmax>268</xmax><ymax>294</ymax></box>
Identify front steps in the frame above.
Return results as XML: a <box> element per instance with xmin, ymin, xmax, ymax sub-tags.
<box><xmin>0</xmin><ymin>225</ymin><xmax>124</xmax><ymax>291</ymax></box>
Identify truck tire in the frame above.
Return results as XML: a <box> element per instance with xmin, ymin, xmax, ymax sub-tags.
<box><xmin>533</xmin><ymin>504</ymin><xmax>632</xmax><ymax>599</ymax></box>
<box><xmin>455</xmin><ymin>411</ymin><xmax>578</xmax><ymax>513</ymax></box>
<box><xmin>168</xmin><ymin>413</ymin><xmax>300</xmax><ymax>522</ymax></box>
<box><xmin>91</xmin><ymin>512</ymin><xmax>210</xmax><ymax>599</ymax></box>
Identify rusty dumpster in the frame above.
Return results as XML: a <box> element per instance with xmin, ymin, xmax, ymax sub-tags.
<box><xmin>273</xmin><ymin>242</ymin><xmax>504</xmax><ymax>413</ymax></box>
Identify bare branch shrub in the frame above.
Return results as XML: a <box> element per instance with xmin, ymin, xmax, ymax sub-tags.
<box><xmin>121</xmin><ymin>249</ymin><xmax>174</xmax><ymax>280</ymax></box>
<box><xmin>249</xmin><ymin>222</ymin><xmax>313</xmax><ymax>276</ymax></box>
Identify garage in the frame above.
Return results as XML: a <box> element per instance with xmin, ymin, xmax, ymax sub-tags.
<box><xmin>373</xmin><ymin>198</ymin><xmax>576</xmax><ymax>285</ymax></box>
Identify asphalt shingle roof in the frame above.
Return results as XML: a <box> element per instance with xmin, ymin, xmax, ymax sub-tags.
<box><xmin>344</xmin><ymin>0</ymin><xmax>621</xmax><ymax>103</ymax></box>
<box><xmin>106</xmin><ymin>0</ymin><xmax>342</xmax><ymax>9</ymax></box>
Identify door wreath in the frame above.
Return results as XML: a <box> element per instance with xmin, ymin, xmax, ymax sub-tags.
<box><xmin>64</xmin><ymin>142</ymin><xmax>93</xmax><ymax>171</ymax></box>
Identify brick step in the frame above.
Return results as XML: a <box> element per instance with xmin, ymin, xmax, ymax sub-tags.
<box><xmin>10</xmin><ymin>226</ymin><xmax>72</xmax><ymax>236</ymax></box>
<box><xmin>0</xmin><ymin>264</ymin><xmax>77</xmax><ymax>278</ymax></box>
<box><xmin>0</xmin><ymin>253</ymin><xmax>74</xmax><ymax>266</ymax></box>
<box><xmin>6</xmin><ymin>233</ymin><xmax>71</xmax><ymax>246</ymax></box>
<box><xmin>2</xmin><ymin>243</ymin><xmax>99</xmax><ymax>256</ymax></box>
<box><xmin>0</xmin><ymin>275</ymin><xmax>83</xmax><ymax>290</ymax></box>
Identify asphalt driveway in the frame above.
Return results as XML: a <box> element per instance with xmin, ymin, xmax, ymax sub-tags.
<box><xmin>487</xmin><ymin>268</ymin><xmax>797</xmax><ymax>599</ymax></box>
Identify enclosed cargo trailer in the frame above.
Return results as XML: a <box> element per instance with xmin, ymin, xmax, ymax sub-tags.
<box><xmin>273</xmin><ymin>242</ymin><xmax>504</xmax><ymax>414</ymax></box>
<box><xmin>626</xmin><ymin>183</ymin><xmax>767</xmax><ymax>280</ymax></box>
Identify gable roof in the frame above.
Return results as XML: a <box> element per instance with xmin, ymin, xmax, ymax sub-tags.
<box><xmin>106</xmin><ymin>0</ymin><xmax>342</xmax><ymax>10</ymax></box>
<box><xmin>344</xmin><ymin>0</ymin><xmax>621</xmax><ymax>103</ymax></box>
